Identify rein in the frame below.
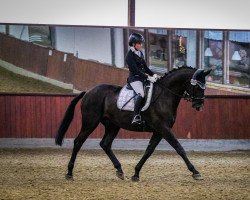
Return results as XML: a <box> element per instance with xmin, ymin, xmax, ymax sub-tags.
<box><xmin>154</xmin><ymin>78</ymin><xmax>205</xmax><ymax>102</ymax></box>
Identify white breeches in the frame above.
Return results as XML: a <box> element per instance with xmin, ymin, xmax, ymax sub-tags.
<box><xmin>130</xmin><ymin>81</ymin><xmax>144</xmax><ymax>98</ymax></box>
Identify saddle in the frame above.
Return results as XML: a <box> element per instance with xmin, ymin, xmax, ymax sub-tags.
<box><xmin>117</xmin><ymin>81</ymin><xmax>154</xmax><ymax>111</ymax></box>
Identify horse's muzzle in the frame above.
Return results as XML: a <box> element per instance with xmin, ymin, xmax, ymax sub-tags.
<box><xmin>192</xmin><ymin>99</ymin><xmax>204</xmax><ymax>111</ymax></box>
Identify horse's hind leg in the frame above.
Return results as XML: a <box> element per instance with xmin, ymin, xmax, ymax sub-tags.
<box><xmin>131</xmin><ymin>132</ymin><xmax>162</xmax><ymax>182</ymax></box>
<box><xmin>100</xmin><ymin>119</ymin><xmax>123</xmax><ymax>179</ymax></box>
<box><xmin>66</xmin><ymin>129</ymin><xmax>91</xmax><ymax>179</ymax></box>
<box><xmin>66</xmin><ymin>114</ymin><xmax>101</xmax><ymax>180</ymax></box>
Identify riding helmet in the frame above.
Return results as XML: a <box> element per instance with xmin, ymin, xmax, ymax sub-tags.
<box><xmin>128</xmin><ymin>33</ymin><xmax>145</xmax><ymax>46</ymax></box>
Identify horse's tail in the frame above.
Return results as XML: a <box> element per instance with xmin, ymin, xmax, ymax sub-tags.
<box><xmin>55</xmin><ymin>91</ymin><xmax>86</xmax><ymax>146</ymax></box>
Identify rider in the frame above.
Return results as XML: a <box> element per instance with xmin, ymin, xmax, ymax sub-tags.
<box><xmin>126</xmin><ymin>33</ymin><xmax>158</xmax><ymax>125</ymax></box>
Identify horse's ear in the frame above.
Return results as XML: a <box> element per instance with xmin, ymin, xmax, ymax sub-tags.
<box><xmin>204</xmin><ymin>69</ymin><xmax>212</xmax><ymax>76</ymax></box>
<box><xmin>192</xmin><ymin>69</ymin><xmax>204</xmax><ymax>80</ymax></box>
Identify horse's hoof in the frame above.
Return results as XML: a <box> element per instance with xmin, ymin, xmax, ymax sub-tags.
<box><xmin>192</xmin><ymin>173</ymin><xmax>203</xmax><ymax>180</ymax></box>
<box><xmin>116</xmin><ymin>171</ymin><xmax>124</xmax><ymax>180</ymax></box>
<box><xmin>131</xmin><ymin>175</ymin><xmax>140</xmax><ymax>182</ymax></box>
<box><xmin>65</xmin><ymin>174</ymin><xmax>74</xmax><ymax>180</ymax></box>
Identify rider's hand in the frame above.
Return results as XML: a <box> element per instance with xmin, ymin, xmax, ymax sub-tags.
<box><xmin>153</xmin><ymin>74</ymin><xmax>161</xmax><ymax>80</ymax></box>
<box><xmin>147</xmin><ymin>75</ymin><xmax>157</xmax><ymax>83</ymax></box>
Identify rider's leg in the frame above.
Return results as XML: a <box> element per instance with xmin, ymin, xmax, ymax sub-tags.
<box><xmin>130</xmin><ymin>81</ymin><xmax>144</xmax><ymax>124</ymax></box>
<box><xmin>132</xmin><ymin>94</ymin><xmax>144</xmax><ymax>124</ymax></box>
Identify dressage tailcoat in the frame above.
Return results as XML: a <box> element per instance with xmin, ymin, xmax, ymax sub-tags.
<box><xmin>126</xmin><ymin>49</ymin><xmax>154</xmax><ymax>83</ymax></box>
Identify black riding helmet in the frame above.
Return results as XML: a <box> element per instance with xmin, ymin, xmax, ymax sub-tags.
<box><xmin>128</xmin><ymin>33</ymin><xmax>145</xmax><ymax>46</ymax></box>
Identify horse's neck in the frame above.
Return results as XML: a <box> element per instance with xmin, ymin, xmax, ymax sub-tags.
<box><xmin>156</xmin><ymin>69</ymin><xmax>194</xmax><ymax>112</ymax></box>
<box><xmin>163</xmin><ymin>69</ymin><xmax>194</xmax><ymax>94</ymax></box>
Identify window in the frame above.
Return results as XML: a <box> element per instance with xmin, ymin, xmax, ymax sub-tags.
<box><xmin>5</xmin><ymin>25</ymin><xmax>29</xmax><ymax>41</ymax></box>
<box><xmin>148</xmin><ymin>29</ymin><xmax>168</xmax><ymax>69</ymax></box>
<box><xmin>28</xmin><ymin>26</ymin><xmax>52</xmax><ymax>48</ymax></box>
<box><xmin>229</xmin><ymin>31</ymin><xmax>250</xmax><ymax>88</ymax></box>
<box><xmin>173</xmin><ymin>30</ymin><xmax>197</xmax><ymax>68</ymax></box>
<box><xmin>203</xmin><ymin>31</ymin><xmax>223</xmax><ymax>83</ymax></box>
<box><xmin>0</xmin><ymin>25</ymin><xmax>6</xmax><ymax>33</ymax></box>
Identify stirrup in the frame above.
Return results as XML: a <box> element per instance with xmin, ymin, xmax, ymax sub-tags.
<box><xmin>132</xmin><ymin>114</ymin><xmax>142</xmax><ymax>125</ymax></box>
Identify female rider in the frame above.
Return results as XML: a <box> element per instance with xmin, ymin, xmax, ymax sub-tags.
<box><xmin>125</xmin><ymin>33</ymin><xmax>158</xmax><ymax>125</ymax></box>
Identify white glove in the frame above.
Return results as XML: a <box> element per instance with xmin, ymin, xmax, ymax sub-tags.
<box><xmin>153</xmin><ymin>74</ymin><xmax>161</xmax><ymax>80</ymax></box>
<box><xmin>147</xmin><ymin>75</ymin><xmax>157</xmax><ymax>83</ymax></box>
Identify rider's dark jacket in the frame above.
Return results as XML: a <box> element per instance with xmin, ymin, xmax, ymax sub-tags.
<box><xmin>126</xmin><ymin>49</ymin><xmax>154</xmax><ymax>83</ymax></box>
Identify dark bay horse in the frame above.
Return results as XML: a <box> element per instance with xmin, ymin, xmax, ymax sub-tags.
<box><xmin>55</xmin><ymin>66</ymin><xmax>211</xmax><ymax>181</ymax></box>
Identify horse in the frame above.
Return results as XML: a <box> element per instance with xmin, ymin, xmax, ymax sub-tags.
<box><xmin>55</xmin><ymin>66</ymin><xmax>211</xmax><ymax>181</ymax></box>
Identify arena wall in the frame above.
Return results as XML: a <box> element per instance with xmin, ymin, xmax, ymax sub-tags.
<box><xmin>0</xmin><ymin>93</ymin><xmax>249</xmax><ymax>139</ymax></box>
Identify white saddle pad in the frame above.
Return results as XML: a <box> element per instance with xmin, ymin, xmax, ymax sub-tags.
<box><xmin>117</xmin><ymin>82</ymin><xmax>154</xmax><ymax>111</ymax></box>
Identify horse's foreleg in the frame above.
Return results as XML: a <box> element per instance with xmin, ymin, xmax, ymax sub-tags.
<box><xmin>100</xmin><ymin>121</ymin><xmax>123</xmax><ymax>179</ymax></box>
<box><xmin>131</xmin><ymin>132</ymin><xmax>162</xmax><ymax>182</ymax></box>
<box><xmin>162</xmin><ymin>128</ymin><xmax>202</xmax><ymax>180</ymax></box>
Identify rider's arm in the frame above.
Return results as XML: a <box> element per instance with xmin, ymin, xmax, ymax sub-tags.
<box><xmin>144</xmin><ymin>64</ymin><xmax>154</xmax><ymax>77</ymax></box>
<box><xmin>126</xmin><ymin>52</ymin><xmax>148</xmax><ymax>79</ymax></box>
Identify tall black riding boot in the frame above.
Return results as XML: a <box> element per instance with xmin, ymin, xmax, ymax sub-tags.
<box><xmin>131</xmin><ymin>95</ymin><xmax>144</xmax><ymax>125</ymax></box>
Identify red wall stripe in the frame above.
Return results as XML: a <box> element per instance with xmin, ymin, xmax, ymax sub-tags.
<box><xmin>0</xmin><ymin>94</ymin><xmax>249</xmax><ymax>139</ymax></box>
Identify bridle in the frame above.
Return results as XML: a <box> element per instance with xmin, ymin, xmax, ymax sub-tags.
<box><xmin>155</xmin><ymin>78</ymin><xmax>206</xmax><ymax>102</ymax></box>
<box><xmin>183</xmin><ymin>78</ymin><xmax>206</xmax><ymax>101</ymax></box>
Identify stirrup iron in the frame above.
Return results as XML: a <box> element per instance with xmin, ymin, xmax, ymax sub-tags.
<box><xmin>132</xmin><ymin>114</ymin><xmax>142</xmax><ymax>124</ymax></box>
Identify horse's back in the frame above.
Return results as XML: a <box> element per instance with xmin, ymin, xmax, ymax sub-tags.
<box><xmin>87</xmin><ymin>84</ymin><xmax>121</xmax><ymax>96</ymax></box>
<box><xmin>82</xmin><ymin>84</ymin><xmax>121</xmax><ymax>105</ymax></box>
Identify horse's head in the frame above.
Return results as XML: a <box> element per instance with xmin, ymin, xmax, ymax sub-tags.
<box><xmin>185</xmin><ymin>69</ymin><xmax>212</xmax><ymax>111</ymax></box>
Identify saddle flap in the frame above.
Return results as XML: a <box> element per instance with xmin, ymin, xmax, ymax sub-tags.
<box><xmin>117</xmin><ymin>82</ymin><xmax>154</xmax><ymax>112</ymax></box>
